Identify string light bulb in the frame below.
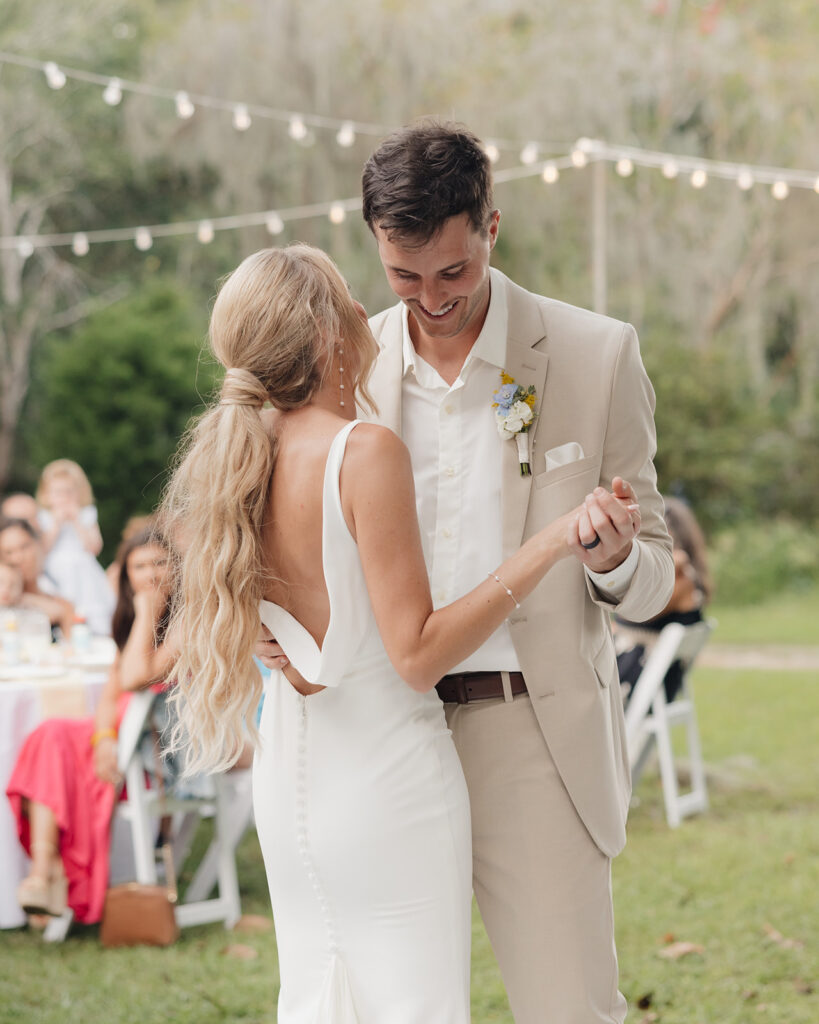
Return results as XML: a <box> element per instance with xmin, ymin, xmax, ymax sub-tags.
<box><xmin>175</xmin><ymin>91</ymin><xmax>195</xmax><ymax>119</ymax></box>
<box><xmin>134</xmin><ymin>227</ymin><xmax>153</xmax><ymax>251</ymax></box>
<box><xmin>661</xmin><ymin>160</ymin><xmax>679</xmax><ymax>179</ymax></box>
<box><xmin>43</xmin><ymin>62</ymin><xmax>66</xmax><ymax>89</ymax></box>
<box><xmin>615</xmin><ymin>158</ymin><xmax>634</xmax><ymax>177</ymax></box>
<box><xmin>520</xmin><ymin>142</ymin><xmax>538</xmax><ymax>166</ymax></box>
<box><xmin>737</xmin><ymin>168</ymin><xmax>754</xmax><ymax>191</ymax></box>
<box><xmin>102</xmin><ymin>78</ymin><xmax>122</xmax><ymax>106</ymax></box>
<box><xmin>570</xmin><ymin>148</ymin><xmax>588</xmax><ymax>168</ymax></box>
<box><xmin>484</xmin><ymin>142</ymin><xmax>500</xmax><ymax>164</ymax></box>
<box><xmin>232</xmin><ymin>104</ymin><xmax>251</xmax><ymax>131</ymax></box>
<box><xmin>328</xmin><ymin>203</ymin><xmax>346</xmax><ymax>225</ymax></box>
<box><xmin>288</xmin><ymin>115</ymin><xmax>307</xmax><ymax>141</ymax></box>
<box><xmin>771</xmin><ymin>180</ymin><xmax>789</xmax><ymax>200</ymax></box>
<box><xmin>16</xmin><ymin>239</ymin><xmax>34</xmax><ymax>259</ymax></box>
<box><xmin>690</xmin><ymin>168</ymin><xmax>708</xmax><ymax>189</ymax></box>
<box><xmin>71</xmin><ymin>233</ymin><xmax>89</xmax><ymax>256</ymax></box>
<box><xmin>265</xmin><ymin>212</ymin><xmax>284</xmax><ymax>235</ymax></box>
<box><xmin>814</xmin><ymin>177</ymin><xmax>819</xmax><ymax>194</ymax></box>
<box><xmin>336</xmin><ymin>122</ymin><xmax>355</xmax><ymax>147</ymax></box>
<box><xmin>197</xmin><ymin>220</ymin><xmax>215</xmax><ymax>243</ymax></box>
<box><xmin>542</xmin><ymin>163</ymin><xmax>559</xmax><ymax>184</ymax></box>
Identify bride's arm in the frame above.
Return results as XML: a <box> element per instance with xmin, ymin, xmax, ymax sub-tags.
<box><xmin>343</xmin><ymin>424</ymin><xmax>576</xmax><ymax>693</ymax></box>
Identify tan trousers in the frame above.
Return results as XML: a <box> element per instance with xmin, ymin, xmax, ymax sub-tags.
<box><xmin>445</xmin><ymin>693</ymin><xmax>628</xmax><ymax>1024</ymax></box>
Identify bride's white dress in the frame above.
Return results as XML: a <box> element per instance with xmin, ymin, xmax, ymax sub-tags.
<box><xmin>254</xmin><ymin>420</ymin><xmax>472</xmax><ymax>1024</ymax></box>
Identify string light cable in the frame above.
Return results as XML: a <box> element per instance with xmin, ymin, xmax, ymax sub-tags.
<box><xmin>2</xmin><ymin>143</ymin><xmax>817</xmax><ymax>255</ymax></box>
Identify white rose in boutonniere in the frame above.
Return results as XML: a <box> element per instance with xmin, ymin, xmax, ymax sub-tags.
<box><xmin>492</xmin><ymin>372</ymin><xmax>537</xmax><ymax>475</ymax></box>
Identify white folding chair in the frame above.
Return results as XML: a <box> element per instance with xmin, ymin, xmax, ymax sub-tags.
<box><xmin>624</xmin><ymin>620</ymin><xmax>713</xmax><ymax>828</ymax></box>
<box><xmin>114</xmin><ymin>689</ymin><xmax>244</xmax><ymax>929</ymax></box>
<box><xmin>45</xmin><ymin>688</ymin><xmax>244</xmax><ymax>941</ymax></box>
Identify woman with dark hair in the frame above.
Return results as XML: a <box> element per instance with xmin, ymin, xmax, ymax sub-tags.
<box><xmin>0</xmin><ymin>516</ymin><xmax>75</xmax><ymax>638</ymax></box>
<box><xmin>614</xmin><ymin>496</ymin><xmax>713</xmax><ymax>705</ymax></box>
<box><xmin>6</xmin><ymin>528</ymin><xmax>176</xmax><ymax>923</ymax></box>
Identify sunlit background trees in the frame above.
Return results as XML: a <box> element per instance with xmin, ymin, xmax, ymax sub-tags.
<box><xmin>1</xmin><ymin>0</ymin><xmax>817</xmax><ymax>592</ymax></box>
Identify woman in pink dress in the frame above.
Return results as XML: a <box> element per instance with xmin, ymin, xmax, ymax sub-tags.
<box><xmin>6</xmin><ymin>528</ymin><xmax>176</xmax><ymax>923</ymax></box>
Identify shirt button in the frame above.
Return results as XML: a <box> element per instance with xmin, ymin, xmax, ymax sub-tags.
<box><xmin>434</xmin><ymin>590</ymin><xmax>446</xmax><ymax>603</ymax></box>
<box><xmin>445</xmin><ymin>466</ymin><xmax>456</xmax><ymax>477</ymax></box>
<box><xmin>442</xmin><ymin>528</ymin><xmax>452</xmax><ymax>539</ymax></box>
<box><xmin>444</xmin><ymin>405</ymin><xmax>454</xmax><ymax>415</ymax></box>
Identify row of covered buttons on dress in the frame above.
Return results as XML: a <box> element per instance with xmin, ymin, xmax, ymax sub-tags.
<box><xmin>295</xmin><ymin>695</ymin><xmax>340</xmax><ymax>955</ymax></box>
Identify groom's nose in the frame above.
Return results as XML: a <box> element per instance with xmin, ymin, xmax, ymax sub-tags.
<box><xmin>419</xmin><ymin>282</ymin><xmax>447</xmax><ymax>312</ymax></box>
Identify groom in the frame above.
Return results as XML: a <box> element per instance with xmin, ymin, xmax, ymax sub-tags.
<box><xmin>359</xmin><ymin>121</ymin><xmax>673</xmax><ymax>1023</ymax></box>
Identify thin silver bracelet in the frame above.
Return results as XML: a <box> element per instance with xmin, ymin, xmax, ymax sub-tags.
<box><xmin>487</xmin><ymin>571</ymin><xmax>521</xmax><ymax>609</ymax></box>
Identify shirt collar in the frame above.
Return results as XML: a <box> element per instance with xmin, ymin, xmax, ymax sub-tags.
<box><xmin>401</xmin><ymin>267</ymin><xmax>508</xmax><ymax>378</ymax></box>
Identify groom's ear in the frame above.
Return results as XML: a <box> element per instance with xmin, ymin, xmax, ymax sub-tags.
<box><xmin>487</xmin><ymin>210</ymin><xmax>501</xmax><ymax>249</ymax></box>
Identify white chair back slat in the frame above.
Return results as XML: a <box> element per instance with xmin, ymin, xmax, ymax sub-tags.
<box><xmin>624</xmin><ymin>620</ymin><xmax>714</xmax><ymax>827</ymax></box>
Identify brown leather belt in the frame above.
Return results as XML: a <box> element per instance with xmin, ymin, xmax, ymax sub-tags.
<box><xmin>435</xmin><ymin>671</ymin><xmax>527</xmax><ymax>705</ymax></box>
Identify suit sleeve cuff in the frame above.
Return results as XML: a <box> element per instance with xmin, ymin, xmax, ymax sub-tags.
<box><xmin>585</xmin><ymin>541</ymin><xmax>640</xmax><ymax>599</ymax></box>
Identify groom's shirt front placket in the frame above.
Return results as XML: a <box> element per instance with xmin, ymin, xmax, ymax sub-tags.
<box><xmin>400</xmin><ymin>269</ymin><xmax>521</xmax><ymax>673</ymax></box>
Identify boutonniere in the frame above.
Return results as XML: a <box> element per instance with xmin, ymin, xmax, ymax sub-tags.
<box><xmin>492</xmin><ymin>372</ymin><xmax>537</xmax><ymax>476</ymax></box>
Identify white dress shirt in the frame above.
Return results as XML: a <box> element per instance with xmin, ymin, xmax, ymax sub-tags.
<box><xmin>400</xmin><ymin>268</ymin><xmax>637</xmax><ymax>673</ymax></box>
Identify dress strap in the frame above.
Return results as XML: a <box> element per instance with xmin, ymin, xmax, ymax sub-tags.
<box><xmin>323</xmin><ymin>420</ymin><xmax>362</xmax><ymax>528</ymax></box>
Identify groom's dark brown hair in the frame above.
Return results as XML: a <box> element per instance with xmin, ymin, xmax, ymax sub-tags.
<box><xmin>361</xmin><ymin>119</ymin><xmax>494</xmax><ymax>247</ymax></box>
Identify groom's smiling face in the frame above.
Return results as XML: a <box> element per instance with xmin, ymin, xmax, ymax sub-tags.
<box><xmin>373</xmin><ymin>211</ymin><xmax>499</xmax><ymax>349</ymax></box>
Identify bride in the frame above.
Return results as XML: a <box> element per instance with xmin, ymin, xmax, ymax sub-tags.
<box><xmin>159</xmin><ymin>245</ymin><xmax>615</xmax><ymax>1023</ymax></box>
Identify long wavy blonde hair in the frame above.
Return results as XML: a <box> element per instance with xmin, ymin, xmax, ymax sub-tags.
<box><xmin>159</xmin><ymin>245</ymin><xmax>378</xmax><ymax>774</ymax></box>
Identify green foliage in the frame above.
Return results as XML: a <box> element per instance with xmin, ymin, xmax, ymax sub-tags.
<box><xmin>646</xmin><ymin>333</ymin><xmax>819</xmax><ymax>534</ymax></box>
<box><xmin>709</xmin><ymin>519</ymin><xmax>819</xmax><ymax>606</ymax></box>
<box><xmin>648</xmin><ymin>337</ymin><xmax>762</xmax><ymax>529</ymax></box>
<box><xmin>22</xmin><ymin>282</ymin><xmax>214</xmax><ymax>560</ymax></box>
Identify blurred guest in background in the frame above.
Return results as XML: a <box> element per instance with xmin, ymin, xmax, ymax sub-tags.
<box><xmin>614</xmin><ymin>496</ymin><xmax>712</xmax><ymax>705</ymax></box>
<box><xmin>6</xmin><ymin>528</ymin><xmax>177</xmax><ymax>924</ymax></box>
<box><xmin>0</xmin><ymin>493</ymin><xmax>40</xmax><ymax>533</ymax></box>
<box><xmin>35</xmin><ymin>460</ymin><xmax>114</xmax><ymax>635</ymax></box>
<box><xmin>0</xmin><ymin>517</ymin><xmax>75</xmax><ymax>639</ymax></box>
<box><xmin>104</xmin><ymin>514</ymin><xmax>156</xmax><ymax>592</ymax></box>
<box><xmin>0</xmin><ymin>561</ymin><xmax>25</xmax><ymax>609</ymax></box>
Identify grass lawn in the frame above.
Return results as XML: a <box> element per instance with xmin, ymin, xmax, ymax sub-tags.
<box><xmin>710</xmin><ymin>584</ymin><xmax>819</xmax><ymax>647</ymax></box>
<box><xmin>2</xmin><ymin>649</ymin><xmax>816</xmax><ymax>1021</ymax></box>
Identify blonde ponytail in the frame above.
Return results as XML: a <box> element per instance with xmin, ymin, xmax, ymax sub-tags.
<box><xmin>159</xmin><ymin>245</ymin><xmax>377</xmax><ymax>774</ymax></box>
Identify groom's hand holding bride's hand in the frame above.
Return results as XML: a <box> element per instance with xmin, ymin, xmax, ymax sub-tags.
<box><xmin>255</xmin><ymin>623</ymin><xmax>290</xmax><ymax>671</ymax></box>
<box><xmin>567</xmin><ymin>476</ymin><xmax>641</xmax><ymax>573</ymax></box>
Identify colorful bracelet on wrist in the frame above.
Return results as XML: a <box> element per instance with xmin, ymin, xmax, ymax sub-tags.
<box><xmin>91</xmin><ymin>728</ymin><xmax>117</xmax><ymax>747</ymax></box>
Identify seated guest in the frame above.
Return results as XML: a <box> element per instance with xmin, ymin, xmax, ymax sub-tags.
<box><xmin>614</xmin><ymin>496</ymin><xmax>712</xmax><ymax>705</ymax></box>
<box><xmin>0</xmin><ymin>517</ymin><xmax>75</xmax><ymax>639</ymax></box>
<box><xmin>35</xmin><ymin>460</ymin><xmax>114</xmax><ymax>636</ymax></box>
<box><xmin>0</xmin><ymin>493</ymin><xmax>40</xmax><ymax>533</ymax></box>
<box><xmin>105</xmin><ymin>514</ymin><xmax>156</xmax><ymax>593</ymax></box>
<box><xmin>0</xmin><ymin>561</ymin><xmax>24</xmax><ymax>609</ymax></box>
<box><xmin>6</xmin><ymin>528</ymin><xmax>177</xmax><ymax>923</ymax></box>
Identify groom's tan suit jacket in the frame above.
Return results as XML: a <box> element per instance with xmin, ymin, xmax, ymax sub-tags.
<box><xmin>365</xmin><ymin>270</ymin><xmax>674</xmax><ymax>858</ymax></box>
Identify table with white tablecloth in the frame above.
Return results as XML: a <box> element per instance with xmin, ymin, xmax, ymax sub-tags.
<box><xmin>0</xmin><ymin>662</ymin><xmax>111</xmax><ymax>929</ymax></box>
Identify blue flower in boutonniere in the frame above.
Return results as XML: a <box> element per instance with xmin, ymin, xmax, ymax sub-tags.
<box><xmin>492</xmin><ymin>371</ymin><xmax>537</xmax><ymax>476</ymax></box>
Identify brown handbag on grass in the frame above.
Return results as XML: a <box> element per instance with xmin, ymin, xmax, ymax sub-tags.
<box><xmin>99</xmin><ymin>843</ymin><xmax>179</xmax><ymax>947</ymax></box>
<box><xmin>100</xmin><ymin>727</ymin><xmax>180</xmax><ymax>948</ymax></box>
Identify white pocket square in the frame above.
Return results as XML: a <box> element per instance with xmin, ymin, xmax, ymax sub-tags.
<box><xmin>545</xmin><ymin>442</ymin><xmax>585</xmax><ymax>473</ymax></box>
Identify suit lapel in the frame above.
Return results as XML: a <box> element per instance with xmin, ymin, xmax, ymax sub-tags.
<box><xmin>501</xmin><ymin>279</ymin><xmax>549</xmax><ymax>558</ymax></box>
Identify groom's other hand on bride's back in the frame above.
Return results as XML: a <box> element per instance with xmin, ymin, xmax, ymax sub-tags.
<box><xmin>255</xmin><ymin>623</ymin><xmax>289</xmax><ymax>670</ymax></box>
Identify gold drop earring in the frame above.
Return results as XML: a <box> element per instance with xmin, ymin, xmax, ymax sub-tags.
<box><xmin>338</xmin><ymin>344</ymin><xmax>345</xmax><ymax>408</ymax></box>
